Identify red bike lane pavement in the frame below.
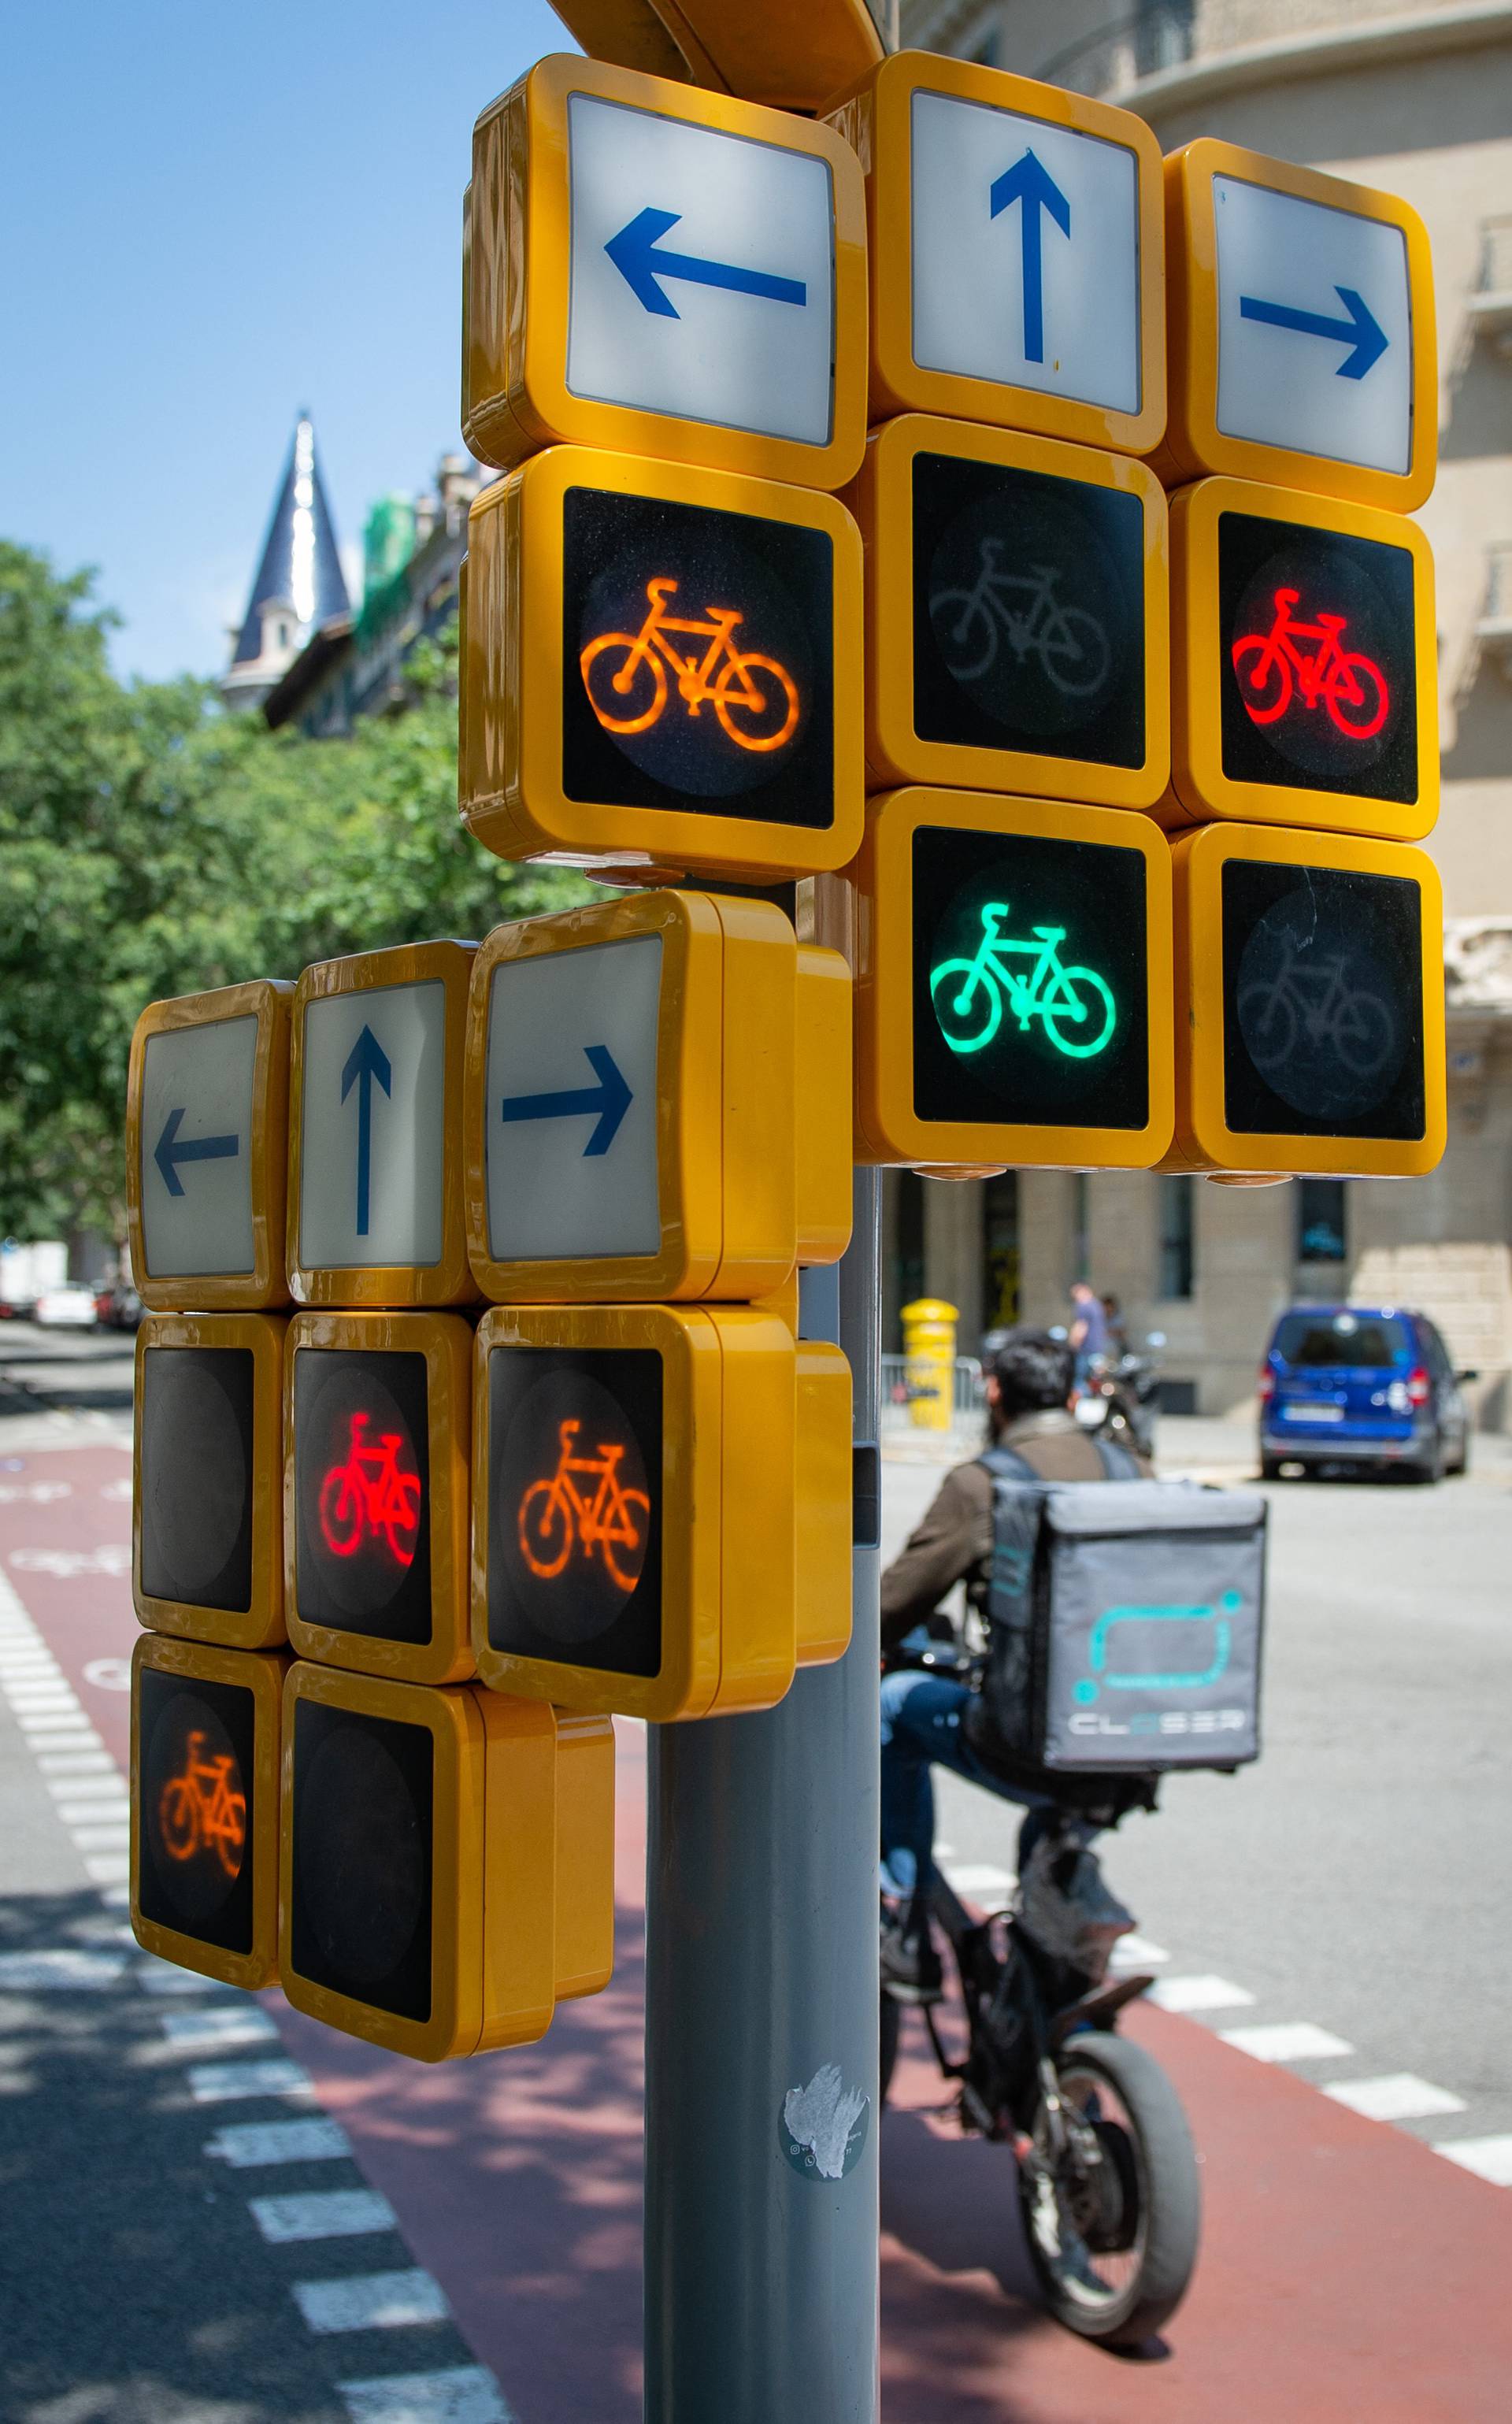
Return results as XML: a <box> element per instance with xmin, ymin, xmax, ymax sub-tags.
<box><xmin>8</xmin><ymin>1443</ymin><xmax>1510</xmax><ymax>2424</ymax></box>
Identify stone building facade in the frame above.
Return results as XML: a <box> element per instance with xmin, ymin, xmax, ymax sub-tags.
<box><xmin>891</xmin><ymin>0</ymin><xmax>1512</xmax><ymax>1423</ymax></box>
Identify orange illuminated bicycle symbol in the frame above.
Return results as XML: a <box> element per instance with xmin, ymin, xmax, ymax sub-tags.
<box><xmin>517</xmin><ymin>1418</ymin><xmax>650</xmax><ymax>1595</ymax></box>
<box><xmin>158</xmin><ymin>1732</ymin><xmax>246</xmax><ymax>1880</ymax></box>
<box><xmin>318</xmin><ymin>1411</ymin><xmax>422</xmax><ymax>1569</ymax></box>
<box><xmin>580</xmin><ymin>576</ymin><xmax>800</xmax><ymax>754</ymax></box>
<box><xmin>1231</xmin><ymin>588</ymin><xmax>1389</xmax><ymax>740</ymax></box>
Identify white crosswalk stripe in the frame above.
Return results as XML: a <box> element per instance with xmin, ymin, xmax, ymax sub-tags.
<box><xmin>1148</xmin><ymin>1974</ymin><xmax>1256</xmax><ymax>2014</ymax></box>
<box><xmin>337</xmin><ymin>2368</ymin><xmax>515</xmax><ymax>2424</ymax></box>
<box><xmin>187</xmin><ymin>2059</ymin><xmax>315</xmax><ymax>2103</ymax></box>
<box><xmin>249</xmin><ymin>2189</ymin><xmax>398</xmax><ymax>2244</ymax></box>
<box><xmin>1432</xmin><ymin>2134</ymin><xmax>1512</xmax><ymax>2186</ymax></box>
<box><xmin>294</xmin><ymin>2269</ymin><xmax>450</xmax><ymax>2334</ymax></box>
<box><xmin>0</xmin><ymin>1949</ymin><xmax>128</xmax><ymax>1991</ymax></box>
<box><xmin>162</xmin><ymin>2007</ymin><xmax>280</xmax><ymax>2052</ymax></box>
<box><xmin>1325</xmin><ymin>2074</ymin><xmax>1468</xmax><ymax>2122</ymax></box>
<box><xmin>1219</xmin><ymin>2022</ymin><xmax>1355</xmax><ymax>2063</ymax></box>
<box><xmin>204</xmin><ymin>2118</ymin><xmax>353</xmax><ymax>2168</ymax></box>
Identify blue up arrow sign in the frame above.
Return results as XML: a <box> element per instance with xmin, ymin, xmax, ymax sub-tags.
<box><xmin>342</xmin><ymin>1024</ymin><xmax>391</xmax><ymax>1239</ymax></box>
<box><xmin>989</xmin><ymin>150</ymin><xmax>1072</xmax><ymax>365</ymax></box>
<box><xmin>605</xmin><ymin>207</ymin><xmax>807</xmax><ymax>321</ymax></box>
<box><xmin>500</xmin><ymin>1045</ymin><xmax>632</xmax><ymax>1158</ymax></box>
<box><xmin>154</xmin><ymin>1108</ymin><xmax>239</xmax><ymax>1197</ymax></box>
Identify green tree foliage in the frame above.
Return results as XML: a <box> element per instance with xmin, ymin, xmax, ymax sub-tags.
<box><xmin>0</xmin><ymin>543</ymin><xmax>584</xmax><ymax>1241</ymax></box>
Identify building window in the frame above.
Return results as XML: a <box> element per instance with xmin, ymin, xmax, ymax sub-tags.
<box><xmin>984</xmin><ymin>1172</ymin><xmax>1019</xmax><ymax>1332</ymax></box>
<box><xmin>1298</xmin><ymin>1179</ymin><xmax>1347</xmax><ymax>1263</ymax></box>
<box><xmin>1158</xmin><ymin>1176</ymin><xmax>1195</xmax><ymax>1300</ymax></box>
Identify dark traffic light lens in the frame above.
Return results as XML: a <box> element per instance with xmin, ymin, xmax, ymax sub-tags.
<box><xmin>913</xmin><ymin>453</ymin><xmax>1146</xmax><ymax>768</ymax></box>
<box><xmin>486</xmin><ymin>1348</ymin><xmax>662</xmax><ymax>1677</ymax></box>
<box><xmin>293</xmin><ymin>1350</ymin><xmax>432</xmax><ymax>1643</ymax></box>
<box><xmin>138</xmin><ymin>1668</ymin><xmax>255</xmax><ymax>1951</ymax></box>
<box><xmin>1220</xmin><ymin>512</ymin><xmax>1418</xmax><ymax>803</ymax></box>
<box><xmin>290</xmin><ymin>1700</ymin><xmax>432</xmax><ymax>2021</ymax></box>
<box><xmin>1221</xmin><ymin>859</ymin><xmax>1425</xmax><ymax>1139</ymax></box>
<box><xmin>912</xmin><ymin>825</ymin><xmax>1151</xmax><ymax>1132</ymax></box>
<box><xmin>561</xmin><ymin>487</ymin><xmax>834</xmax><ymax>828</ymax></box>
<box><xmin>139</xmin><ymin>1348</ymin><xmax>254</xmax><ymax>1613</ymax></box>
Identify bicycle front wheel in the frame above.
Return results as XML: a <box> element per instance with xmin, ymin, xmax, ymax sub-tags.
<box><xmin>929</xmin><ymin>958</ymin><xmax>1003</xmax><ymax>1054</ymax></box>
<box><xmin>1333</xmin><ymin>989</ymin><xmax>1396</xmax><ymax>1078</ymax></box>
<box><xmin>713</xmin><ymin>652</ymin><xmax>799</xmax><ymax>752</ymax></box>
<box><xmin>1231</xmin><ymin>635</ymin><xmax>1291</xmax><ymax>725</ymax></box>
<box><xmin>1041</xmin><ymin>966</ymin><xmax>1117</xmax><ymax>1058</ymax></box>
<box><xmin>518</xmin><ymin>1480</ymin><xmax>573</xmax><ymax>1581</ymax></box>
<box><xmin>599</xmin><ymin>1488</ymin><xmax>651</xmax><ymax>1593</ymax></box>
<box><xmin>1326</xmin><ymin>652</ymin><xmax>1389</xmax><ymax>740</ymax></box>
<box><xmin>580</xmin><ymin>633</ymin><xmax>666</xmax><ymax>735</ymax></box>
<box><xmin>1042</xmin><ymin>606</ymin><xmax>1111</xmax><ymax>699</ymax></box>
<box><xmin>381</xmin><ymin>1475</ymin><xmax>423</xmax><ymax>1570</ymax></box>
<box><xmin>928</xmin><ymin>587</ymin><xmax>997</xmax><ymax>681</ymax></box>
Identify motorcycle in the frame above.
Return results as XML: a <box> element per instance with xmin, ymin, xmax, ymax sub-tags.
<box><xmin>1073</xmin><ymin>1332</ymin><xmax>1165</xmax><ymax>1461</ymax></box>
<box><xmin>880</xmin><ymin>1642</ymin><xmax>1200</xmax><ymax>2349</ymax></box>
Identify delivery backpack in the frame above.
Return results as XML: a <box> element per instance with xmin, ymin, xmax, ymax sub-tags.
<box><xmin>968</xmin><ymin>1440</ymin><xmax>1266</xmax><ymax>1775</ymax></box>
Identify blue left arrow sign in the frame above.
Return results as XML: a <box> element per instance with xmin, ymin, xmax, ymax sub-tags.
<box><xmin>604</xmin><ymin>206</ymin><xmax>807</xmax><ymax>321</ymax></box>
<box><xmin>341</xmin><ymin>1024</ymin><xmax>392</xmax><ymax>1238</ymax></box>
<box><xmin>499</xmin><ymin>1044</ymin><xmax>632</xmax><ymax>1159</ymax></box>
<box><xmin>154</xmin><ymin>1107</ymin><xmax>239</xmax><ymax>1198</ymax></box>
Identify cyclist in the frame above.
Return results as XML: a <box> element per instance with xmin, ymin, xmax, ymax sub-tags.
<box><xmin>880</xmin><ymin>1327</ymin><xmax>1150</xmax><ymax>2001</ymax></box>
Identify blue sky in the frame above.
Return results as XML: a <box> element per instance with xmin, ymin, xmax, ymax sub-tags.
<box><xmin>0</xmin><ymin>0</ymin><xmax>573</xmax><ymax>682</ymax></box>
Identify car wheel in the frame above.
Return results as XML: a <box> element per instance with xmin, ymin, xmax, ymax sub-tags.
<box><xmin>1260</xmin><ymin>1456</ymin><xmax>1284</xmax><ymax>1481</ymax></box>
<box><xmin>1406</xmin><ymin>1436</ymin><xmax>1445</xmax><ymax>1484</ymax></box>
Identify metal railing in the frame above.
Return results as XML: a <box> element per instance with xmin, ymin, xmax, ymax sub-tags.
<box><xmin>879</xmin><ymin>1355</ymin><xmax>985</xmax><ymax>1430</ymax></box>
<box><xmin>1038</xmin><ymin>1</ymin><xmax>1195</xmax><ymax>97</ymax></box>
<box><xmin>1477</xmin><ymin>215</ymin><xmax>1512</xmax><ymax>298</ymax></box>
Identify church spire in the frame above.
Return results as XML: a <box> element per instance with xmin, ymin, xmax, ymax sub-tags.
<box><xmin>223</xmin><ymin>413</ymin><xmax>349</xmax><ymax>709</ymax></box>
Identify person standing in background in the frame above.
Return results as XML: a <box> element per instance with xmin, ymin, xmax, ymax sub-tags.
<box><xmin>1068</xmin><ymin>1279</ymin><xmax>1108</xmax><ymax>1386</ymax></box>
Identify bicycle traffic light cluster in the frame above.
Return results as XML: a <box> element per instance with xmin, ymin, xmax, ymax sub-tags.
<box><xmin>128</xmin><ymin>17</ymin><xmax>1450</xmax><ymax>2053</ymax></box>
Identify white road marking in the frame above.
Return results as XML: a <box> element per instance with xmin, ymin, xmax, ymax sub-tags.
<box><xmin>1325</xmin><ymin>2074</ymin><xmax>1468</xmax><ymax>2122</ymax></box>
<box><xmin>187</xmin><ymin>2059</ymin><xmax>315</xmax><ymax>2103</ymax></box>
<box><xmin>337</xmin><ymin>2367</ymin><xmax>514</xmax><ymax>2424</ymax></box>
<box><xmin>46</xmin><ymin>1770</ymin><xmax>124</xmax><ymax>1799</ymax></box>
<box><xmin>68</xmin><ymin>1822</ymin><xmax>131</xmax><ymax>1852</ymax></box>
<box><xmin>81</xmin><ymin>1657</ymin><xmax>132</xmax><ymax>1691</ymax></box>
<box><xmin>1110</xmin><ymin>1933</ymin><xmax>1169</xmax><ymax>1968</ymax></box>
<box><xmin>941</xmin><ymin>1862</ymin><xmax>1014</xmax><ymax>1897</ymax></box>
<box><xmin>83</xmin><ymin>1855</ymin><xmax>130</xmax><ymax>1886</ymax></box>
<box><xmin>0</xmin><ymin>1949</ymin><xmax>128</xmax><ymax>1990</ymax></box>
<box><xmin>163</xmin><ymin>2006</ymin><xmax>279</xmax><ymax>2052</ymax></box>
<box><xmin>20</xmin><ymin>1729</ymin><xmax>103</xmax><ymax>1753</ymax></box>
<box><xmin>1220</xmin><ymin>2022</ymin><xmax>1355</xmax><ymax>2063</ymax></box>
<box><xmin>294</xmin><ymin>2269</ymin><xmax>450</xmax><ymax>2334</ymax></box>
<box><xmin>1148</xmin><ymin>1974</ymin><xmax>1257</xmax><ymax>2014</ymax></box>
<box><xmin>250</xmin><ymin>2189</ymin><xmax>399</xmax><ymax>2244</ymax></box>
<box><xmin>204</xmin><ymin>2118</ymin><xmax>353</xmax><ymax>2168</ymax></box>
<box><xmin>138</xmin><ymin>1959</ymin><xmax>215</xmax><ymax>1995</ymax></box>
<box><xmin>9</xmin><ymin>1691</ymin><xmax>83</xmax><ymax>1711</ymax></box>
<box><xmin>1432</xmin><ymin>2134</ymin><xmax>1512</xmax><ymax>2186</ymax></box>
<box><xmin>17</xmin><ymin>1712</ymin><xmax>94</xmax><ymax>1734</ymax></box>
<box><xmin>36</xmin><ymin>1752</ymin><xmax>115</xmax><ymax>1774</ymax></box>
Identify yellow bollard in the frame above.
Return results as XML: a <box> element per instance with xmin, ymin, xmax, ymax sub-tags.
<box><xmin>900</xmin><ymin>1298</ymin><xmax>958</xmax><ymax>1433</ymax></box>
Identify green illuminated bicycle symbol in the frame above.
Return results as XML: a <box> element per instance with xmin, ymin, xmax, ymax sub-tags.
<box><xmin>930</xmin><ymin>902</ymin><xmax>1117</xmax><ymax>1060</ymax></box>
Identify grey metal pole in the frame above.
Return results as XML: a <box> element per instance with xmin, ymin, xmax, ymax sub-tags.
<box><xmin>643</xmin><ymin>1169</ymin><xmax>882</xmax><ymax>2424</ymax></box>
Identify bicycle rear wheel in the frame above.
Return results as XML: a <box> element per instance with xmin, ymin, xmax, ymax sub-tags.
<box><xmin>580</xmin><ymin>633</ymin><xmax>666</xmax><ymax>735</ymax></box>
<box><xmin>928</xmin><ymin>587</ymin><xmax>997</xmax><ymax>681</ymax></box>
<box><xmin>1231</xmin><ymin>635</ymin><xmax>1291</xmax><ymax>725</ymax></box>
<box><xmin>518</xmin><ymin>1480</ymin><xmax>573</xmax><ymax>1580</ymax></box>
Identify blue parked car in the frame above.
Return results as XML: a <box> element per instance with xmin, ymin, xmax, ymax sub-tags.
<box><xmin>1258</xmin><ymin>1305</ymin><xmax>1473</xmax><ymax>1484</ymax></box>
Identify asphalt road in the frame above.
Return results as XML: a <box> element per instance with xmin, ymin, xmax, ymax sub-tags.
<box><xmin>0</xmin><ymin>1321</ymin><xmax>135</xmax><ymax>1438</ymax></box>
<box><xmin>884</xmin><ymin>1421</ymin><xmax>1512</xmax><ymax>2154</ymax></box>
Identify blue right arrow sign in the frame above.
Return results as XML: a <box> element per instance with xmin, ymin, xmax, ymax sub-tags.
<box><xmin>499</xmin><ymin>1044</ymin><xmax>633</xmax><ymax>1158</ymax></box>
<box><xmin>989</xmin><ymin>149</ymin><xmax>1072</xmax><ymax>365</ymax></box>
<box><xmin>1238</xmin><ymin>284</ymin><xmax>1388</xmax><ymax>380</ymax></box>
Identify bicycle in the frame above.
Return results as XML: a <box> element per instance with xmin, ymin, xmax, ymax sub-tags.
<box><xmin>158</xmin><ymin>1730</ymin><xmax>246</xmax><ymax>1881</ymax></box>
<box><xmin>931</xmin><ymin>901</ymin><xmax>1117</xmax><ymax>1060</ymax></box>
<box><xmin>1230</xmin><ymin>587</ymin><xmax>1389</xmax><ymax>740</ymax></box>
<box><xmin>318</xmin><ymin>1411</ymin><xmax>423</xmax><ymax>1568</ymax></box>
<box><xmin>1236</xmin><ymin>943</ymin><xmax>1396</xmax><ymax>1082</ymax></box>
<box><xmin>517</xmin><ymin>1418</ymin><xmax>651</xmax><ymax>1595</ymax></box>
<box><xmin>929</xmin><ymin>542</ymin><xmax>1112</xmax><ymax>698</ymax></box>
<box><xmin>580</xmin><ymin>577</ymin><xmax>799</xmax><ymax>753</ymax></box>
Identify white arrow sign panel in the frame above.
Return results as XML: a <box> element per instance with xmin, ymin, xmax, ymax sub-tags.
<box><xmin>485</xmin><ymin>938</ymin><xmax>662</xmax><ymax>1266</ymax></box>
<box><xmin>299</xmin><ymin>981</ymin><xmax>447</xmax><ymax>1271</ymax></box>
<box><xmin>139</xmin><ymin>1016</ymin><xmax>257</xmax><ymax>1280</ymax></box>
<box><xmin>1213</xmin><ymin>176</ymin><xmax>1414</xmax><ymax>476</ymax></box>
<box><xmin>910</xmin><ymin>91</ymin><xmax>1143</xmax><ymax>416</ymax></box>
<box><xmin>565</xmin><ymin>92</ymin><xmax>837</xmax><ymax>446</ymax></box>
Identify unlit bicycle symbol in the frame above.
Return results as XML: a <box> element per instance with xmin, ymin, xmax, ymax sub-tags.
<box><xmin>930</xmin><ymin>542</ymin><xmax>1111</xmax><ymax>697</ymax></box>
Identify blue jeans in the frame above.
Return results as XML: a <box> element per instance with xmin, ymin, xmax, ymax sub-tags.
<box><xmin>880</xmin><ymin>1670</ymin><xmax>1057</xmax><ymax>1904</ymax></box>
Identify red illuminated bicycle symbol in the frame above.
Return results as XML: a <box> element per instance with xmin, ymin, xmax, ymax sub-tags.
<box><xmin>318</xmin><ymin>1412</ymin><xmax>423</xmax><ymax>1568</ymax></box>
<box><xmin>517</xmin><ymin>1418</ymin><xmax>650</xmax><ymax>1595</ymax></box>
<box><xmin>1231</xmin><ymin>589</ymin><xmax>1389</xmax><ymax>740</ymax></box>
<box><xmin>158</xmin><ymin>1732</ymin><xmax>246</xmax><ymax>1881</ymax></box>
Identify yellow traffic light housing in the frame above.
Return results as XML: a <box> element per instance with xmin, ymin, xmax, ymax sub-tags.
<box><xmin>134</xmin><ymin>1312</ymin><xmax>286</xmax><ymax>1651</ymax></box>
<box><xmin>464</xmin><ymin>889</ymin><xmax>850</xmax><ymax>1304</ymax></box>
<box><xmin>284</xmin><ymin>1310</ymin><xmax>475</xmax><ymax>1687</ymax></box>
<box><xmin>280</xmin><ymin>1664</ymin><xmax>615</xmax><ymax>2063</ymax></box>
<box><xmin>460</xmin><ymin>444</ymin><xmax>865</xmax><ymax>885</ymax></box>
<box><xmin>131</xmin><ymin>1633</ymin><xmax>286</xmax><ymax>1992</ymax></box>
<box><xmin>1160</xmin><ymin>139</ymin><xmax>1436</xmax><ymax>513</ymax></box>
<box><xmin>127</xmin><ymin>980</ymin><xmax>292</xmax><ymax>1313</ymax></box>
<box><xmin>1166</xmin><ymin>477</ymin><xmax>1437</xmax><ymax>843</ymax></box>
<box><xmin>545</xmin><ymin>0</ymin><xmax>884</xmax><ymax>113</ymax></box>
<box><xmin>848</xmin><ymin>411</ymin><xmax>1170</xmax><ymax>810</ymax></box>
<box><xmin>825</xmin><ymin>50</ymin><xmax>1166</xmax><ymax>455</ymax></box>
<box><xmin>288</xmin><ymin>941</ymin><xmax>478</xmax><ymax>1309</ymax></box>
<box><xmin>1167</xmin><ymin>821</ymin><xmax>1447</xmax><ymax>1180</ymax></box>
<box><xmin>462</xmin><ymin>54</ymin><xmax>869</xmax><ymax>490</ymax></box>
<box><xmin>470</xmin><ymin>1301</ymin><xmax>851</xmax><ymax>1722</ymax></box>
<box><xmin>828</xmin><ymin>786</ymin><xmax>1174</xmax><ymax>1173</ymax></box>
